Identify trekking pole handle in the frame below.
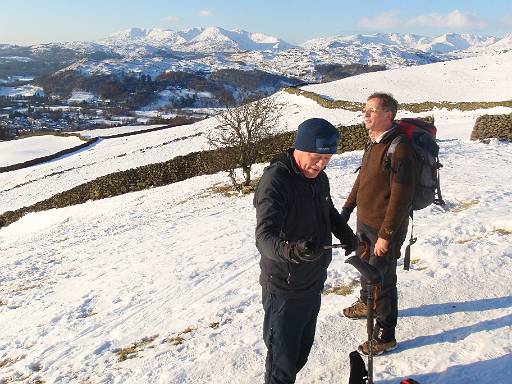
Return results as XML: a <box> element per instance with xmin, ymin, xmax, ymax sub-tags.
<box><xmin>323</xmin><ymin>244</ymin><xmax>346</xmax><ymax>249</ymax></box>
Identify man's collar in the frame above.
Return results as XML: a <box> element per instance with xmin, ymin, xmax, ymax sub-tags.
<box><xmin>370</xmin><ymin>124</ymin><xmax>397</xmax><ymax>143</ymax></box>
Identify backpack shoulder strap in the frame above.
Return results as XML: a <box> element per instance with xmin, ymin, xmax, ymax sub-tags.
<box><xmin>384</xmin><ymin>134</ymin><xmax>406</xmax><ymax>172</ymax></box>
<box><xmin>387</xmin><ymin>135</ymin><xmax>402</xmax><ymax>156</ymax></box>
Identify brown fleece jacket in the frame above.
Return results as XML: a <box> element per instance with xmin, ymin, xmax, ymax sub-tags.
<box><xmin>344</xmin><ymin>128</ymin><xmax>416</xmax><ymax>240</ymax></box>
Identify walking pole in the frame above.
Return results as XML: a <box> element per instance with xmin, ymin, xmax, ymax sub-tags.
<box><xmin>345</xmin><ymin>256</ymin><xmax>382</xmax><ymax>384</ymax></box>
<box><xmin>366</xmin><ymin>282</ymin><xmax>379</xmax><ymax>384</ymax></box>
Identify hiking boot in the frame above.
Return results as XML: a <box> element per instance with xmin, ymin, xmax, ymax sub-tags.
<box><xmin>358</xmin><ymin>338</ymin><xmax>397</xmax><ymax>356</ymax></box>
<box><xmin>343</xmin><ymin>298</ymin><xmax>368</xmax><ymax>319</ymax></box>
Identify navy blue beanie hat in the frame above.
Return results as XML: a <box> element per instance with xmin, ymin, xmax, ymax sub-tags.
<box><xmin>294</xmin><ymin>118</ymin><xmax>340</xmax><ymax>154</ymax></box>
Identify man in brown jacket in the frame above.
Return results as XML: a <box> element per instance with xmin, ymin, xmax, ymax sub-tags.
<box><xmin>341</xmin><ymin>93</ymin><xmax>416</xmax><ymax>355</ymax></box>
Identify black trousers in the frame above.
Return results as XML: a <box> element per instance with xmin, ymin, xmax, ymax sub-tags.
<box><xmin>262</xmin><ymin>289</ymin><xmax>321</xmax><ymax>384</ymax></box>
<box><xmin>357</xmin><ymin>220</ymin><xmax>408</xmax><ymax>342</ymax></box>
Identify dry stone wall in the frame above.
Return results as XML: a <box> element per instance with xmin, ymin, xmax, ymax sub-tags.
<box><xmin>0</xmin><ymin>123</ymin><xmax>196</xmax><ymax>173</ymax></box>
<box><xmin>283</xmin><ymin>87</ymin><xmax>512</xmax><ymax>112</ymax></box>
<box><xmin>0</xmin><ymin>137</ymin><xmax>96</xmax><ymax>173</ymax></box>
<box><xmin>8</xmin><ymin>83</ymin><xmax>509</xmax><ymax>228</ymax></box>
<box><xmin>471</xmin><ymin>113</ymin><xmax>512</xmax><ymax>142</ymax></box>
<box><xmin>0</xmin><ymin>118</ymin><xmax>434</xmax><ymax>228</ymax></box>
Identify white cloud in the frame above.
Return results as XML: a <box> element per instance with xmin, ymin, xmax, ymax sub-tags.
<box><xmin>357</xmin><ymin>9</ymin><xmax>489</xmax><ymax>31</ymax></box>
<box><xmin>357</xmin><ymin>11</ymin><xmax>400</xmax><ymax>29</ymax></box>
<box><xmin>198</xmin><ymin>9</ymin><xmax>213</xmax><ymax>17</ymax></box>
<box><xmin>164</xmin><ymin>15</ymin><xmax>180</xmax><ymax>23</ymax></box>
<box><xmin>410</xmin><ymin>10</ymin><xmax>488</xmax><ymax>30</ymax></box>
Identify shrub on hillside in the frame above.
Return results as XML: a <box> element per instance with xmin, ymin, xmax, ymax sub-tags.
<box><xmin>207</xmin><ymin>96</ymin><xmax>285</xmax><ymax>189</ymax></box>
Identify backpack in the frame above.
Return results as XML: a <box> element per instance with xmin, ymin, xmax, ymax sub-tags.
<box><xmin>386</xmin><ymin>118</ymin><xmax>445</xmax><ymax>210</ymax></box>
<box><xmin>385</xmin><ymin>118</ymin><xmax>445</xmax><ymax>270</ymax></box>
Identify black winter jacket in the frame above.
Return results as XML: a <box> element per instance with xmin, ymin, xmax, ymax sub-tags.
<box><xmin>253</xmin><ymin>149</ymin><xmax>355</xmax><ymax>298</ymax></box>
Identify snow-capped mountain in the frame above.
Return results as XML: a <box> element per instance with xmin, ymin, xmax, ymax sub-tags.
<box><xmin>301</xmin><ymin>32</ymin><xmax>503</xmax><ymax>55</ymax></box>
<box><xmin>86</xmin><ymin>30</ymin><xmax>512</xmax><ymax>79</ymax></box>
<box><xmin>100</xmin><ymin>26</ymin><xmax>296</xmax><ymax>53</ymax></box>
<box><xmin>465</xmin><ymin>33</ymin><xmax>512</xmax><ymax>54</ymax></box>
<box><xmin>417</xmin><ymin>33</ymin><xmax>498</xmax><ymax>53</ymax></box>
<box><xmin>3</xmin><ymin>29</ymin><xmax>512</xmax><ymax>83</ymax></box>
<box><xmin>2</xmin><ymin>28</ymin><xmax>512</xmax><ymax>110</ymax></box>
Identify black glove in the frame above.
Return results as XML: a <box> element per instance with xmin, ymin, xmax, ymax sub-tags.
<box><xmin>340</xmin><ymin>233</ymin><xmax>359</xmax><ymax>256</ymax></box>
<box><xmin>284</xmin><ymin>239</ymin><xmax>324</xmax><ymax>263</ymax></box>
<box><xmin>340</xmin><ymin>206</ymin><xmax>354</xmax><ymax>223</ymax></box>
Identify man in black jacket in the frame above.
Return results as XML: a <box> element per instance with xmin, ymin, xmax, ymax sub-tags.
<box><xmin>254</xmin><ymin>118</ymin><xmax>358</xmax><ymax>384</ymax></box>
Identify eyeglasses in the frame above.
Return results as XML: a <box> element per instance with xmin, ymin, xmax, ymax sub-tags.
<box><xmin>362</xmin><ymin>107</ymin><xmax>387</xmax><ymax>114</ymax></box>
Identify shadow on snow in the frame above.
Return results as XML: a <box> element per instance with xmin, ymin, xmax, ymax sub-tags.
<box><xmin>378</xmin><ymin>353</ymin><xmax>512</xmax><ymax>384</ymax></box>
<box><xmin>399</xmin><ymin>296</ymin><xmax>512</xmax><ymax>318</ymax></box>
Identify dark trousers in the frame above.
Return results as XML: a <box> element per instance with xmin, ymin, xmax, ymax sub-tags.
<box><xmin>262</xmin><ymin>289</ymin><xmax>321</xmax><ymax>384</ymax></box>
<box><xmin>357</xmin><ymin>220</ymin><xmax>408</xmax><ymax>342</ymax></box>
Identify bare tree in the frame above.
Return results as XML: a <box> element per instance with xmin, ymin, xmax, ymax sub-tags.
<box><xmin>207</xmin><ymin>95</ymin><xmax>284</xmax><ymax>190</ymax></box>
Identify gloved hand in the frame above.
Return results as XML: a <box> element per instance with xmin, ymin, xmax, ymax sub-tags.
<box><xmin>340</xmin><ymin>206</ymin><xmax>354</xmax><ymax>223</ymax></box>
<box><xmin>340</xmin><ymin>233</ymin><xmax>359</xmax><ymax>256</ymax></box>
<box><xmin>284</xmin><ymin>239</ymin><xmax>324</xmax><ymax>263</ymax></box>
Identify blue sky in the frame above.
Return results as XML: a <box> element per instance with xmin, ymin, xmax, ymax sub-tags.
<box><xmin>2</xmin><ymin>0</ymin><xmax>512</xmax><ymax>45</ymax></box>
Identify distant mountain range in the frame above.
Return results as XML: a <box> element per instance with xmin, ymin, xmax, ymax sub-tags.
<box><xmin>101</xmin><ymin>26</ymin><xmax>296</xmax><ymax>53</ymax></box>
<box><xmin>2</xmin><ymin>27</ymin><xmax>511</xmax><ymax>83</ymax></box>
<box><xmin>302</xmin><ymin>32</ymin><xmax>502</xmax><ymax>54</ymax></box>
<box><xmin>1</xmin><ymin>27</ymin><xmax>511</xmax><ymax>109</ymax></box>
<box><xmin>66</xmin><ymin>29</ymin><xmax>512</xmax><ymax>79</ymax></box>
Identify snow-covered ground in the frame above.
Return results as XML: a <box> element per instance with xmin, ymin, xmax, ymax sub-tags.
<box><xmin>303</xmin><ymin>50</ymin><xmax>512</xmax><ymax>102</ymax></box>
<box><xmin>67</xmin><ymin>90</ymin><xmax>97</xmax><ymax>104</ymax></box>
<box><xmin>0</xmin><ymin>135</ymin><xmax>85</xmax><ymax>167</ymax></box>
<box><xmin>1</xmin><ymin>51</ymin><xmax>512</xmax><ymax>384</ymax></box>
<box><xmin>0</xmin><ymin>84</ymin><xmax>44</xmax><ymax>97</ymax></box>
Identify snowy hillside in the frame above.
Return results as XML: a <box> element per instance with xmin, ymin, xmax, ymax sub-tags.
<box><xmin>0</xmin><ymin>135</ymin><xmax>84</xmax><ymax>167</ymax></box>
<box><xmin>302</xmin><ymin>50</ymin><xmax>512</xmax><ymax>102</ymax></box>
<box><xmin>0</xmin><ymin>84</ymin><xmax>43</xmax><ymax>97</ymax></box>
<box><xmin>1</xmin><ymin>51</ymin><xmax>512</xmax><ymax>384</ymax></box>
<box><xmin>2</xmin><ymin>50</ymin><xmax>512</xmax><ymax>212</ymax></box>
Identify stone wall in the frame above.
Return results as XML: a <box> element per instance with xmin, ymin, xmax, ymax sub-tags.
<box><xmin>0</xmin><ymin>123</ymin><xmax>196</xmax><ymax>173</ymax></box>
<box><xmin>0</xmin><ymin>137</ymin><xmax>98</xmax><ymax>173</ymax></box>
<box><xmin>283</xmin><ymin>87</ymin><xmax>512</xmax><ymax>112</ymax></box>
<box><xmin>471</xmin><ymin>113</ymin><xmax>512</xmax><ymax>142</ymax></box>
<box><xmin>0</xmin><ymin>148</ymin><xmax>223</xmax><ymax>228</ymax></box>
<box><xmin>0</xmin><ymin>118</ymin><xmax>432</xmax><ymax>228</ymax></box>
